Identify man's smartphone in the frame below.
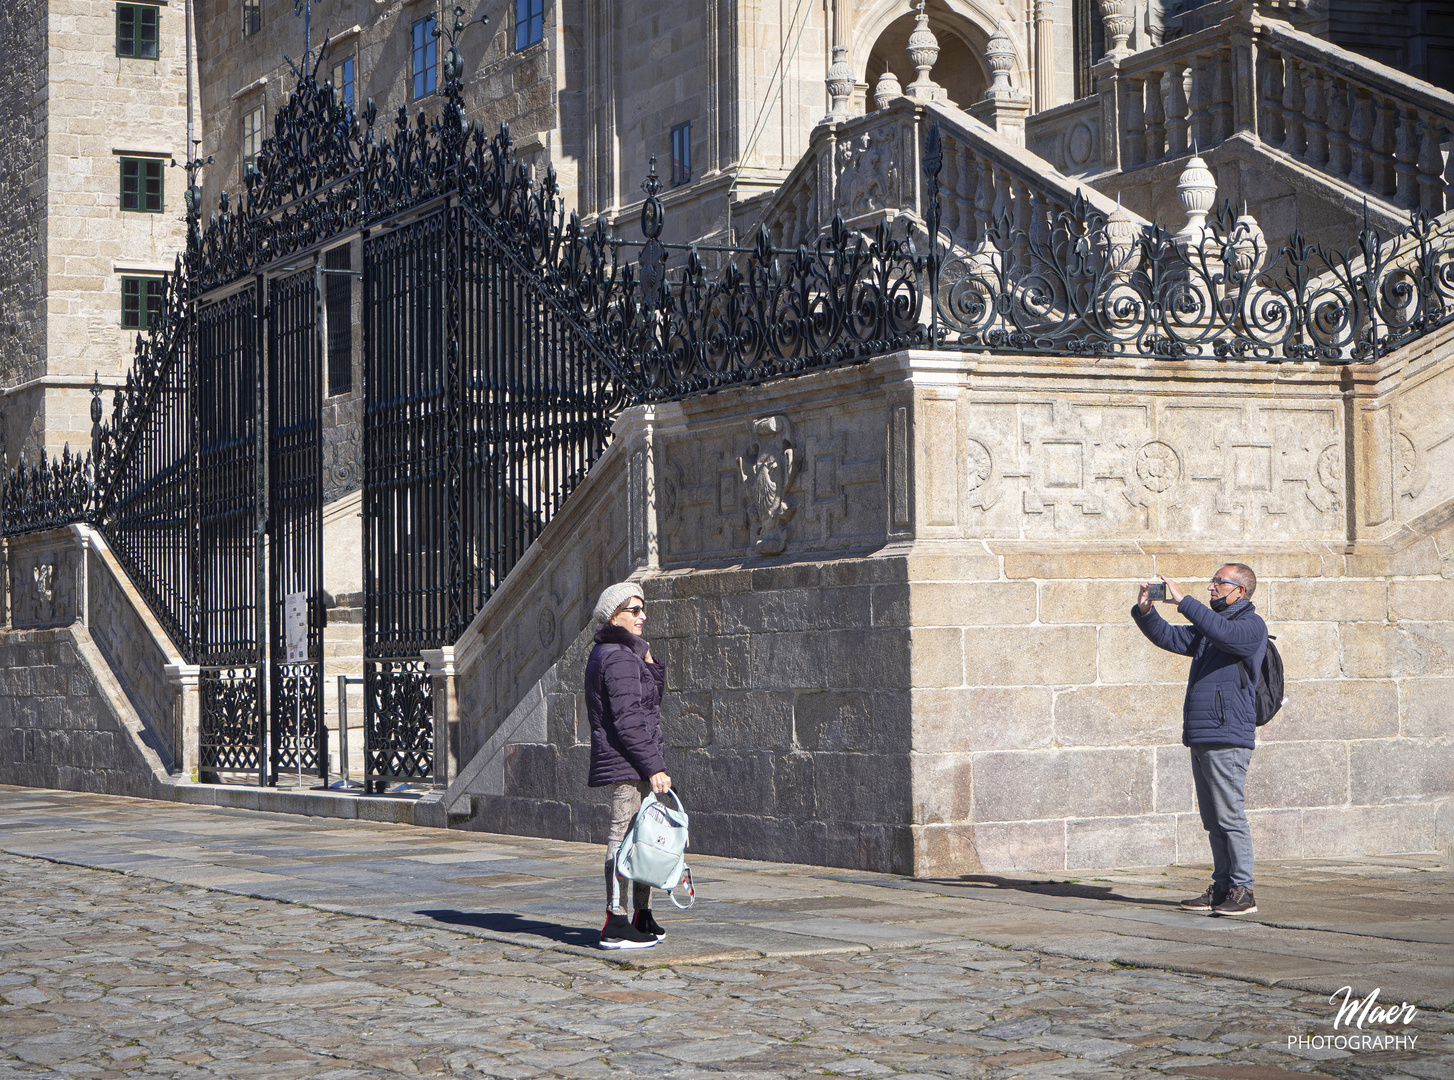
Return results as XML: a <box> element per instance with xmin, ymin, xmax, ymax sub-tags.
<box><xmin>1147</xmin><ymin>583</ymin><xmax>1167</xmax><ymax>602</ymax></box>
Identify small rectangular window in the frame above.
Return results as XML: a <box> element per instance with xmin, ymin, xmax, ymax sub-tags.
<box><xmin>412</xmin><ymin>16</ymin><xmax>438</xmax><ymax>99</ymax></box>
<box><xmin>120</xmin><ymin>157</ymin><xmax>164</xmax><ymax>213</ymax></box>
<box><xmin>324</xmin><ymin>247</ymin><xmax>353</xmax><ymax>396</ymax></box>
<box><xmin>514</xmin><ymin>0</ymin><xmax>544</xmax><ymax>50</ymax></box>
<box><xmin>242</xmin><ymin>0</ymin><xmax>261</xmax><ymax>38</ymax></box>
<box><xmin>122</xmin><ymin>277</ymin><xmax>165</xmax><ymax>330</ymax></box>
<box><xmin>116</xmin><ymin>3</ymin><xmax>159</xmax><ymax>59</ymax></box>
<box><xmin>242</xmin><ymin>105</ymin><xmax>265</xmax><ymax>174</ymax></box>
<box><xmin>332</xmin><ymin>57</ymin><xmax>355</xmax><ymax>111</ymax></box>
<box><xmin>671</xmin><ymin>121</ymin><xmax>692</xmax><ymax>187</ymax></box>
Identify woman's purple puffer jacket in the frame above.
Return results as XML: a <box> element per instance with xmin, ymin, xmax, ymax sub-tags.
<box><xmin>584</xmin><ymin>623</ymin><xmax>666</xmax><ymax>786</ymax></box>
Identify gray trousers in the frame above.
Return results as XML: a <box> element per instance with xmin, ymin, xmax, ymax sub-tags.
<box><xmin>604</xmin><ymin>780</ymin><xmax>652</xmax><ymax>914</ymax></box>
<box><xmin>1190</xmin><ymin>744</ymin><xmax>1255</xmax><ymax>889</ymax></box>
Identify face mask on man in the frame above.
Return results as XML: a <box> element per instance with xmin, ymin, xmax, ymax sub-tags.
<box><xmin>1210</xmin><ymin>595</ymin><xmax>1231</xmax><ymax>613</ymax></box>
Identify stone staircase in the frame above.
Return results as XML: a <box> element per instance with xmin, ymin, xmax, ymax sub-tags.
<box><xmin>1026</xmin><ymin>0</ymin><xmax>1454</xmax><ymax>247</ymax></box>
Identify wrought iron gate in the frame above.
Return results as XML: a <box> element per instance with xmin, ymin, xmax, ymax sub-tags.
<box><xmin>267</xmin><ymin>270</ymin><xmax>325</xmax><ymax>783</ymax></box>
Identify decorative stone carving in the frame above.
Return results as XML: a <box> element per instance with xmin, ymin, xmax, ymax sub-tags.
<box><xmin>1097</xmin><ymin>0</ymin><xmax>1133</xmax><ymax>59</ymax></box>
<box><xmin>1396</xmin><ymin>431</ymin><xmax>1428</xmax><ymax>500</ymax></box>
<box><xmin>984</xmin><ymin>23</ymin><xmax>1016</xmax><ymax>99</ymax></box>
<box><xmin>1176</xmin><ymin>153</ymin><xmax>1217</xmax><ymax>244</ymax></box>
<box><xmin>836</xmin><ymin>130</ymin><xmax>899</xmax><ymax>217</ymax></box>
<box><xmin>1227</xmin><ymin>205</ymin><xmax>1267</xmax><ymax>280</ymax></box>
<box><xmin>873</xmin><ymin>68</ymin><xmax>902</xmax><ymax>111</ymax></box>
<box><xmin>1315</xmin><ymin>443</ymin><xmax>1344</xmax><ymax>512</ymax></box>
<box><xmin>738</xmin><ymin>415</ymin><xmax>799</xmax><ymax>555</ymax></box>
<box><xmin>1101</xmin><ymin>198</ymin><xmax>1143</xmax><ymax>278</ymax></box>
<box><xmin>33</xmin><ymin>563</ymin><xmax>54</xmax><ymax>604</ymax></box>
<box><xmin>966</xmin><ymin>437</ymin><xmax>1000</xmax><ymax>510</ymax></box>
<box><xmin>904</xmin><ymin>0</ymin><xmax>941</xmax><ymax>102</ymax></box>
<box><xmin>825</xmin><ymin>45</ymin><xmax>854</xmax><ymax>121</ymax></box>
<box><xmin>1135</xmin><ymin>441</ymin><xmax>1181</xmax><ymax>492</ymax></box>
<box><xmin>537</xmin><ymin>605</ymin><xmax>556</xmax><ymax>650</ymax></box>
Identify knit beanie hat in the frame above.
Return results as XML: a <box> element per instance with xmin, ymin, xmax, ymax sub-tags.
<box><xmin>592</xmin><ymin>581</ymin><xmax>644</xmax><ymax>624</ymax></box>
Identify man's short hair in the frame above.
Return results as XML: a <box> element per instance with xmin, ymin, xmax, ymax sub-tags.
<box><xmin>1221</xmin><ymin>562</ymin><xmax>1257</xmax><ymax>598</ymax></box>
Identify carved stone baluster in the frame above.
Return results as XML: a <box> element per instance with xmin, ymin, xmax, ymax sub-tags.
<box><xmin>1300</xmin><ymin>60</ymin><xmax>1327</xmax><ymax>168</ymax></box>
<box><xmin>1144</xmin><ymin>68</ymin><xmax>1166</xmax><ymax>161</ymax></box>
<box><xmin>952</xmin><ymin>143</ymin><xmax>974</xmax><ymax>236</ymax></box>
<box><xmin>1166</xmin><ymin>63</ymin><xmax>1190</xmax><ymax>158</ymax></box>
<box><xmin>1348</xmin><ymin>88</ymin><xmax>1373</xmax><ymax>189</ymax></box>
<box><xmin>1417</xmin><ymin>114</ymin><xmax>1446</xmax><ymax>215</ymax></box>
<box><xmin>1124</xmin><ymin>75</ymin><xmax>1147</xmax><ymax>168</ymax></box>
<box><xmin>990</xmin><ymin>164</ymin><xmax>1012</xmax><ymax>231</ymax></box>
<box><xmin>1259</xmin><ymin>50</ymin><xmax>1285</xmax><ymax>148</ymax></box>
<box><xmin>1028</xmin><ymin>186</ymin><xmax>1047</xmax><ymax>249</ymax></box>
<box><xmin>1189</xmin><ymin>52</ymin><xmax>1214</xmax><ymax>151</ymax></box>
<box><xmin>1211</xmin><ymin>46</ymin><xmax>1234</xmax><ymax>142</ymax></box>
<box><xmin>1394</xmin><ymin>105</ymin><xmax>1419</xmax><ymax>209</ymax></box>
<box><xmin>973</xmin><ymin>151</ymin><xmax>992</xmax><ymax>246</ymax></box>
<box><xmin>1012</xmin><ymin>179</ymin><xmax>1033</xmax><ymax>265</ymax></box>
<box><xmin>1370</xmin><ymin>95</ymin><xmax>1396</xmax><ymax>197</ymax></box>
<box><xmin>1280</xmin><ymin>53</ymin><xmax>1305</xmax><ymax>158</ymax></box>
<box><xmin>1325</xmin><ymin>78</ymin><xmax>1351</xmax><ymax>179</ymax></box>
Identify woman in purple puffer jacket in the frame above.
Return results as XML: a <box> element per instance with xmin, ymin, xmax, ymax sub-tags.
<box><xmin>584</xmin><ymin>581</ymin><xmax>672</xmax><ymax>950</ymax></box>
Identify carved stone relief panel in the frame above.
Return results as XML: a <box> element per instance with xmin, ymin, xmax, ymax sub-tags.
<box><xmin>660</xmin><ymin>399</ymin><xmax>887</xmax><ymax>563</ymax></box>
<box><xmin>960</xmin><ymin>396</ymin><xmax>1344</xmax><ymax>541</ymax></box>
<box><xmin>1392</xmin><ymin>369</ymin><xmax>1454</xmax><ymax>525</ymax></box>
<box><xmin>738</xmin><ymin>415</ymin><xmax>799</xmax><ymax>556</ymax></box>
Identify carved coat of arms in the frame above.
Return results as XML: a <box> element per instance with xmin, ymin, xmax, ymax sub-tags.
<box><xmin>738</xmin><ymin>415</ymin><xmax>798</xmax><ymax>556</ymax></box>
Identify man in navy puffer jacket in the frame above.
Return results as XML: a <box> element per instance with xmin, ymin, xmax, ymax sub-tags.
<box><xmin>1132</xmin><ymin>563</ymin><xmax>1267</xmax><ymax>917</ymax></box>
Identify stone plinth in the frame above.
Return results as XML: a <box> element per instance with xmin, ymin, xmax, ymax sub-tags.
<box><xmin>442</xmin><ymin>326</ymin><xmax>1454</xmax><ymax>875</ymax></box>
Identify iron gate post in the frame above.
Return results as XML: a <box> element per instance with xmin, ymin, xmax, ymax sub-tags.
<box><xmin>255</xmin><ymin>272</ymin><xmax>269</xmax><ymax>788</ymax></box>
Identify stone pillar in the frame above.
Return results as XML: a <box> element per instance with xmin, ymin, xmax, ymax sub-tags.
<box><xmin>1033</xmin><ymin>0</ymin><xmax>1055</xmax><ymax>113</ymax></box>
<box><xmin>824</xmin><ymin>1</ymin><xmax>855</xmax><ymax>121</ymax></box>
<box><xmin>422</xmin><ymin>646</ymin><xmax>458</xmax><ymax>791</ymax></box>
<box><xmin>610</xmin><ymin>401</ymin><xmax>686</xmax><ymax>575</ymax></box>
<box><xmin>165</xmin><ymin>663</ymin><xmax>202</xmax><ymax>780</ymax></box>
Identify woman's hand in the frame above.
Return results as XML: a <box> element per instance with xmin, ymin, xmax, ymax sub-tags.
<box><xmin>649</xmin><ymin>771</ymin><xmax>671</xmax><ymax>794</ymax></box>
<box><xmin>644</xmin><ymin>648</ymin><xmax>654</xmax><ymax>664</ymax></box>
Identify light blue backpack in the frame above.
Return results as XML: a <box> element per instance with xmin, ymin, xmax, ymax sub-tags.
<box><xmin>615</xmin><ymin>790</ymin><xmax>695</xmax><ymax>908</ymax></box>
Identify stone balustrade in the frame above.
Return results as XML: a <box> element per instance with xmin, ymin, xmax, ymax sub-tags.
<box><xmin>1028</xmin><ymin>2</ymin><xmax>1454</xmax><ymax>221</ymax></box>
<box><xmin>755</xmin><ymin>98</ymin><xmax>1134</xmax><ymax>255</ymax></box>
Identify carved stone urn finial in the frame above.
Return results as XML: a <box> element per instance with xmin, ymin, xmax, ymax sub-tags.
<box><xmin>1176</xmin><ymin>153</ymin><xmax>1217</xmax><ymax>244</ymax></box>
<box><xmin>874</xmin><ymin>67</ymin><xmax>903</xmax><ymax>111</ymax></box>
<box><xmin>825</xmin><ymin>45</ymin><xmax>854</xmax><ymax>121</ymax></box>
<box><xmin>1228</xmin><ymin>203</ymin><xmax>1267</xmax><ymax>279</ymax></box>
<box><xmin>983</xmin><ymin>22</ymin><xmax>1017</xmax><ymax>99</ymax></box>
<box><xmin>1097</xmin><ymin>0</ymin><xmax>1133</xmax><ymax>59</ymax></box>
<box><xmin>1101</xmin><ymin>196</ymin><xmax>1144</xmax><ymax>279</ymax></box>
<box><xmin>905</xmin><ymin>0</ymin><xmax>942</xmax><ymax>101</ymax></box>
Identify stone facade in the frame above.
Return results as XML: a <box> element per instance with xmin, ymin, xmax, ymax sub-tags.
<box><xmin>0</xmin><ymin>0</ymin><xmax>190</xmax><ymax>460</ymax></box>
<box><xmin>433</xmin><ymin>322</ymin><xmax>1454</xmax><ymax>874</ymax></box>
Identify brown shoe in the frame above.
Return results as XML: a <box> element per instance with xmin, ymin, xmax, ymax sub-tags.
<box><xmin>1179</xmin><ymin>884</ymin><xmax>1228</xmax><ymax>911</ymax></box>
<box><xmin>1212</xmin><ymin>886</ymin><xmax>1257</xmax><ymax>916</ymax></box>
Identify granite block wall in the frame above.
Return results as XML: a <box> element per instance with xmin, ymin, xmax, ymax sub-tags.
<box><xmin>445</xmin><ymin>331</ymin><xmax>1454</xmax><ymax>876</ymax></box>
<box><xmin>0</xmin><ymin>625</ymin><xmax>172</xmax><ymax>799</ymax></box>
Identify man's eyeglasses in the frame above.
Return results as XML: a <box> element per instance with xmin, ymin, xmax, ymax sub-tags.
<box><xmin>1209</xmin><ymin>577</ymin><xmax>1243</xmax><ymax>591</ymax></box>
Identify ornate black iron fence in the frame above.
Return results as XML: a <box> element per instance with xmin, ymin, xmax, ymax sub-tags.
<box><xmin>4</xmin><ymin>6</ymin><xmax>1453</xmax><ymax>793</ymax></box>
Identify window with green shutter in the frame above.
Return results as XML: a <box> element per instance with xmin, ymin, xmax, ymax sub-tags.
<box><xmin>121</xmin><ymin>277</ymin><xmax>165</xmax><ymax>330</ymax></box>
<box><xmin>117</xmin><ymin>3</ymin><xmax>159</xmax><ymax>59</ymax></box>
<box><xmin>120</xmin><ymin>158</ymin><xmax>164</xmax><ymax>213</ymax></box>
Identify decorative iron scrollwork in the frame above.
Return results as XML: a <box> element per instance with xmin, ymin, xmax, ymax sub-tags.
<box><xmin>199</xmin><ymin>668</ymin><xmax>263</xmax><ymax>773</ymax></box>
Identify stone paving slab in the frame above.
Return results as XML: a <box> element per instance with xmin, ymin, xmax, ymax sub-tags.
<box><xmin>0</xmin><ymin>785</ymin><xmax>1450</xmax><ymax>1020</ymax></box>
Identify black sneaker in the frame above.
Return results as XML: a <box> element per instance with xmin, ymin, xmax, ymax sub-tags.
<box><xmin>633</xmin><ymin>909</ymin><xmax>666</xmax><ymax>940</ymax></box>
<box><xmin>1212</xmin><ymin>886</ymin><xmax>1257</xmax><ymax>916</ymax></box>
<box><xmin>1179</xmin><ymin>884</ymin><xmax>1228</xmax><ymax>911</ymax></box>
<box><xmin>599</xmin><ymin>913</ymin><xmax>657</xmax><ymax>950</ymax></box>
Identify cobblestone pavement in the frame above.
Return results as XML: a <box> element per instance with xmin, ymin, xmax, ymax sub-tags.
<box><xmin>0</xmin><ymin>788</ymin><xmax>1449</xmax><ymax>1079</ymax></box>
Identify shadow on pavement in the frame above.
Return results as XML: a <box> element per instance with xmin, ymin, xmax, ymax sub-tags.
<box><xmin>924</xmin><ymin>876</ymin><xmax>1187</xmax><ymax>907</ymax></box>
<box><xmin>416</xmin><ymin>909</ymin><xmax>599</xmax><ymax>947</ymax></box>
